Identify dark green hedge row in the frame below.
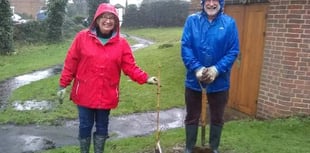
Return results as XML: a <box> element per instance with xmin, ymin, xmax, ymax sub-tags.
<box><xmin>0</xmin><ymin>0</ymin><xmax>13</xmax><ymax>54</ymax></box>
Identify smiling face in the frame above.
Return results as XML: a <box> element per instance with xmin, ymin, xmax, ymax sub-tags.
<box><xmin>203</xmin><ymin>0</ymin><xmax>221</xmax><ymax>21</ymax></box>
<box><xmin>96</xmin><ymin>12</ymin><xmax>116</xmax><ymax>34</ymax></box>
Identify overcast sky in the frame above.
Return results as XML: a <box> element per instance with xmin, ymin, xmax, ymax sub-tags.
<box><xmin>110</xmin><ymin>0</ymin><xmax>143</xmax><ymax>6</ymax></box>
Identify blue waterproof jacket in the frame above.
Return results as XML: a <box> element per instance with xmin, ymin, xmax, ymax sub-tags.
<box><xmin>181</xmin><ymin>0</ymin><xmax>239</xmax><ymax>93</ymax></box>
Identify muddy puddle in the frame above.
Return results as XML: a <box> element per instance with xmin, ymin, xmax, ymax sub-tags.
<box><xmin>0</xmin><ymin>108</ymin><xmax>185</xmax><ymax>153</ymax></box>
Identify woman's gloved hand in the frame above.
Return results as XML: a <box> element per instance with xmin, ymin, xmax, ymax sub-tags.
<box><xmin>147</xmin><ymin>76</ymin><xmax>159</xmax><ymax>85</ymax></box>
<box><xmin>56</xmin><ymin>87</ymin><xmax>66</xmax><ymax>104</ymax></box>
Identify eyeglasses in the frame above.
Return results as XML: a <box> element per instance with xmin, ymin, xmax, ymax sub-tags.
<box><xmin>98</xmin><ymin>14</ymin><xmax>115</xmax><ymax>21</ymax></box>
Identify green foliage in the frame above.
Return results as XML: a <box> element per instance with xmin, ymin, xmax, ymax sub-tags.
<box><xmin>87</xmin><ymin>0</ymin><xmax>110</xmax><ymax>26</ymax></box>
<box><xmin>0</xmin><ymin>0</ymin><xmax>14</xmax><ymax>54</ymax></box>
<box><xmin>72</xmin><ymin>16</ymin><xmax>86</xmax><ymax>24</ymax></box>
<box><xmin>123</xmin><ymin>0</ymin><xmax>190</xmax><ymax>28</ymax></box>
<box><xmin>47</xmin><ymin>0</ymin><xmax>68</xmax><ymax>43</ymax></box>
<box><xmin>121</xmin><ymin>4</ymin><xmax>140</xmax><ymax>27</ymax></box>
<box><xmin>62</xmin><ymin>16</ymin><xmax>85</xmax><ymax>38</ymax></box>
<box><xmin>66</xmin><ymin>2</ymin><xmax>87</xmax><ymax>17</ymax></box>
<box><xmin>13</xmin><ymin>21</ymin><xmax>48</xmax><ymax>43</ymax></box>
<box><xmin>12</xmin><ymin>18</ymin><xmax>83</xmax><ymax>45</ymax></box>
<box><xmin>0</xmin><ymin>27</ymin><xmax>184</xmax><ymax>124</ymax></box>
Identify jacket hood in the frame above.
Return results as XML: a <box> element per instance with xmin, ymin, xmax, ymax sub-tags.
<box><xmin>89</xmin><ymin>3</ymin><xmax>120</xmax><ymax>34</ymax></box>
<box><xmin>201</xmin><ymin>0</ymin><xmax>224</xmax><ymax>13</ymax></box>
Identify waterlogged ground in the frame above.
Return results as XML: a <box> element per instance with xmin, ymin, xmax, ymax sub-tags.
<box><xmin>0</xmin><ymin>36</ymin><xmax>166</xmax><ymax>153</ymax></box>
<box><xmin>0</xmin><ymin>35</ymin><xmax>153</xmax><ymax>110</ymax></box>
<box><xmin>0</xmin><ymin>107</ymin><xmax>247</xmax><ymax>153</ymax></box>
<box><xmin>0</xmin><ymin>36</ymin><xmax>248</xmax><ymax>153</ymax></box>
<box><xmin>0</xmin><ymin>108</ymin><xmax>185</xmax><ymax>153</ymax></box>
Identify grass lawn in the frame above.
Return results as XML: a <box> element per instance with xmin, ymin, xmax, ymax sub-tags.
<box><xmin>42</xmin><ymin>116</ymin><xmax>310</xmax><ymax>153</ymax></box>
<box><xmin>0</xmin><ymin>27</ymin><xmax>309</xmax><ymax>153</ymax></box>
<box><xmin>0</xmin><ymin>27</ymin><xmax>185</xmax><ymax>125</ymax></box>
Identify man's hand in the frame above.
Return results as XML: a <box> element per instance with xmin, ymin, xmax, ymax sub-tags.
<box><xmin>147</xmin><ymin>76</ymin><xmax>158</xmax><ymax>85</ymax></box>
<box><xmin>202</xmin><ymin>66</ymin><xmax>218</xmax><ymax>84</ymax></box>
<box><xmin>195</xmin><ymin>67</ymin><xmax>206</xmax><ymax>80</ymax></box>
<box><xmin>56</xmin><ymin>87</ymin><xmax>66</xmax><ymax>104</ymax></box>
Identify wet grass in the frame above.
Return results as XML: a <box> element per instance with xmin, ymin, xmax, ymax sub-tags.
<box><xmin>0</xmin><ymin>27</ymin><xmax>185</xmax><ymax>125</ymax></box>
<box><xmin>122</xmin><ymin>27</ymin><xmax>183</xmax><ymax>44</ymax></box>
<box><xmin>1</xmin><ymin>27</ymin><xmax>309</xmax><ymax>152</ymax></box>
<box><xmin>0</xmin><ymin>41</ymin><xmax>71</xmax><ymax>82</ymax></box>
<box><xmin>0</xmin><ymin>38</ymin><xmax>138</xmax><ymax>82</ymax></box>
<box><xmin>42</xmin><ymin>116</ymin><xmax>310</xmax><ymax>153</ymax></box>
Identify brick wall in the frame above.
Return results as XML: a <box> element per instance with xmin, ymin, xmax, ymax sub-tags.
<box><xmin>9</xmin><ymin>0</ymin><xmax>46</xmax><ymax>19</ymax></box>
<box><xmin>190</xmin><ymin>0</ymin><xmax>310</xmax><ymax>118</ymax></box>
<box><xmin>257</xmin><ymin>0</ymin><xmax>310</xmax><ymax>118</ymax></box>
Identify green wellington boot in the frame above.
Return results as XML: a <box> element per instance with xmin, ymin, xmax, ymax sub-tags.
<box><xmin>209</xmin><ymin>124</ymin><xmax>223</xmax><ymax>153</ymax></box>
<box><xmin>93</xmin><ymin>133</ymin><xmax>108</xmax><ymax>153</ymax></box>
<box><xmin>79</xmin><ymin>137</ymin><xmax>91</xmax><ymax>153</ymax></box>
<box><xmin>184</xmin><ymin>124</ymin><xmax>198</xmax><ymax>153</ymax></box>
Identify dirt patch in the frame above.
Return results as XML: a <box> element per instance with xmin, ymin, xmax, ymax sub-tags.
<box><xmin>223</xmin><ymin>107</ymin><xmax>251</xmax><ymax>122</ymax></box>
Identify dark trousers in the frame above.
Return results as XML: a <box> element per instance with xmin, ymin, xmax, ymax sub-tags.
<box><xmin>184</xmin><ymin>87</ymin><xmax>228</xmax><ymax>126</ymax></box>
<box><xmin>77</xmin><ymin>105</ymin><xmax>110</xmax><ymax>139</ymax></box>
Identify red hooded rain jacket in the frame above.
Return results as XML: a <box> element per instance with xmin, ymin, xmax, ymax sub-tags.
<box><xmin>59</xmin><ymin>3</ymin><xmax>148</xmax><ymax>109</ymax></box>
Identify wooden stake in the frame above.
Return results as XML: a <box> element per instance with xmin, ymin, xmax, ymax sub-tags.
<box><xmin>155</xmin><ymin>65</ymin><xmax>162</xmax><ymax>153</ymax></box>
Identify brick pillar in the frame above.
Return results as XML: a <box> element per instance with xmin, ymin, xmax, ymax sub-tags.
<box><xmin>257</xmin><ymin>0</ymin><xmax>310</xmax><ymax>118</ymax></box>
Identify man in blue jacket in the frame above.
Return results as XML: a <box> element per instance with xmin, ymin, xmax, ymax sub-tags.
<box><xmin>181</xmin><ymin>0</ymin><xmax>240</xmax><ymax>152</ymax></box>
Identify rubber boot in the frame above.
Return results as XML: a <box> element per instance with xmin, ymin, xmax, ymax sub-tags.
<box><xmin>79</xmin><ymin>137</ymin><xmax>91</xmax><ymax>153</ymax></box>
<box><xmin>184</xmin><ymin>125</ymin><xmax>198</xmax><ymax>153</ymax></box>
<box><xmin>93</xmin><ymin>133</ymin><xmax>108</xmax><ymax>153</ymax></box>
<box><xmin>209</xmin><ymin>124</ymin><xmax>222</xmax><ymax>153</ymax></box>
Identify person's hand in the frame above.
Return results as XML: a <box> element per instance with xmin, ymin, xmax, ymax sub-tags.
<box><xmin>56</xmin><ymin>87</ymin><xmax>66</xmax><ymax>104</ymax></box>
<box><xmin>195</xmin><ymin>67</ymin><xmax>206</xmax><ymax>81</ymax></box>
<box><xmin>147</xmin><ymin>76</ymin><xmax>158</xmax><ymax>85</ymax></box>
<box><xmin>203</xmin><ymin>66</ymin><xmax>218</xmax><ymax>84</ymax></box>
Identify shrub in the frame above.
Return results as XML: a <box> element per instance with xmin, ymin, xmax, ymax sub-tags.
<box><xmin>0</xmin><ymin>0</ymin><xmax>14</xmax><ymax>54</ymax></box>
<box><xmin>13</xmin><ymin>21</ymin><xmax>48</xmax><ymax>43</ymax></box>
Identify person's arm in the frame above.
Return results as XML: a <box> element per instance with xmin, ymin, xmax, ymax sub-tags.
<box><xmin>57</xmin><ymin>32</ymin><xmax>82</xmax><ymax>103</ymax></box>
<box><xmin>213</xmin><ymin>19</ymin><xmax>240</xmax><ymax>74</ymax></box>
<box><xmin>181</xmin><ymin>16</ymin><xmax>205</xmax><ymax>74</ymax></box>
<box><xmin>120</xmin><ymin>39</ymin><xmax>157</xmax><ymax>84</ymax></box>
<box><xmin>59</xmin><ymin>33</ymin><xmax>82</xmax><ymax>88</ymax></box>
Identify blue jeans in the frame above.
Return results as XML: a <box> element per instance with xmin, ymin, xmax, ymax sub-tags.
<box><xmin>77</xmin><ymin>105</ymin><xmax>110</xmax><ymax>139</ymax></box>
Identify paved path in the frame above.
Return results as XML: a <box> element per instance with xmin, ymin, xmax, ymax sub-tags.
<box><xmin>0</xmin><ymin>108</ymin><xmax>185</xmax><ymax>153</ymax></box>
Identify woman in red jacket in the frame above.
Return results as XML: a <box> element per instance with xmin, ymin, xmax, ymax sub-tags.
<box><xmin>56</xmin><ymin>3</ymin><xmax>158</xmax><ymax>153</ymax></box>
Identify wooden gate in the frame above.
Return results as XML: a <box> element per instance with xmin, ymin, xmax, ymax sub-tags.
<box><xmin>225</xmin><ymin>4</ymin><xmax>268</xmax><ymax>116</ymax></box>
